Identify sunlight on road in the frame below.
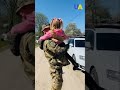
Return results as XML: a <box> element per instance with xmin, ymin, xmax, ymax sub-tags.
<box><xmin>35</xmin><ymin>47</ymin><xmax>85</xmax><ymax>90</ymax></box>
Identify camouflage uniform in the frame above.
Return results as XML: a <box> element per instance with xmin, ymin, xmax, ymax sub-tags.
<box><xmin>9</xmin><ymin>0</ymin><xmax>35</xmax><ymax>87</ymax></box>
<box><xmin>18</xmin><ymin>0</ymin><xmax>35</xmax><ymax>86</ymax></box>
<box><xmin>43</xmin><ymin>40</ymin><xmax>70</xmax><ymax>90</ymax></box>
<box><xmin>20</xmin><ymin>32</ymin><xmax>35</xmax><ymax>87</ymax></box>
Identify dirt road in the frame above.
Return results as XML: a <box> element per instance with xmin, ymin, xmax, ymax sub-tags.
<box><xmin>0</xmin><ymin>49</ymin><xmax>33</xmax><ymax>90</ymax></box>
<box><xmin>35</xmin><ymin>47</ymin><xmax>85</xmax><ymax>90</ymax></box>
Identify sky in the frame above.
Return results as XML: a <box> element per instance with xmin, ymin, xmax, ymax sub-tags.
<box><xmin>35</xmin><ymin>0</ymin><xmax>85</xmax><ymax>33</ymax></box>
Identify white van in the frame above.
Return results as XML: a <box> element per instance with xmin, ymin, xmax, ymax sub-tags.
<box><xmin>86</xmin><ymin>24</ymin><xmax>120</xmax><ymax>90</ymax></box>
<box><xmin>67</xmin><ymin>37</ymin><xmax>85</xmax><ymax>70</ymax></box>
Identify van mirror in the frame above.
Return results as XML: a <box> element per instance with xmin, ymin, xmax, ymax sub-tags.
<box><xmin>86</xmin><ymin>42</ymin><xmax>92</xmax><ymax>50</ymax></box>
<box><xmin>69</xmin><ymin>43</ymin><xmax>74</xmax><ymax>47</ymax></box>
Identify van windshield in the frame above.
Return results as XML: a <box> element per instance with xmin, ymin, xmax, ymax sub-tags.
<box><xmin>75</xmin><ymin>40</ymin><xmax>85</xmax><ymax>47</ymax></box>
<box><xmin>96</xmin><ymin>33</ymin><xmax>120</xmax><ymax>51</ymax></box>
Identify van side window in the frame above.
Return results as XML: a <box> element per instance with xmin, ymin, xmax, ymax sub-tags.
<box><xmin>86</xmin><ymin>30</ymin><xmax>94</xmax><ymax>49</ymax></box>
<box><xmin>97</xmin><ymin>33</ymin><xmax>120</xmax><ymax>51</ymax></box>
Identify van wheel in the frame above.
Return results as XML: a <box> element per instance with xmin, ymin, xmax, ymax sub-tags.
<box><xmin>90</xmin><ymin>68</ymin><xmax>99</xmax><ymax>85</ymax></box>
<box><xmin>72</xmin><ymin>54</ymin><xmax>76</xmax><ymax>62</ymax></box>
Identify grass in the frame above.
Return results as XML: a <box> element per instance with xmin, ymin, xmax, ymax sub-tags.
<box><xmin>0</xmin><ymin>40</ymin><xmax>8</xmax><ymax>48</ymax></box>
<box><xmin>35</xmin><ymin>42</ymin><xmax>39</xmax><ymax>48</ymax></box>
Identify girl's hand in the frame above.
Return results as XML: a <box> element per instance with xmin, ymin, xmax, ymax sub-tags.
<box><xmin>51</xmin><ymin>38</ymin><xmax>59</xmax><ymax>43</ymax></box>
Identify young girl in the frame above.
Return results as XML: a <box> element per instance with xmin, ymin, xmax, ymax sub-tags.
<box><xmin>40</xmin><ymin>18</ymin><xmax>67</xmax><ymax>44</ymax></box>
<box><xmin>39</xmin><ymin>18</ymin><xmax>79</xmax><ymax>70</ymax></box>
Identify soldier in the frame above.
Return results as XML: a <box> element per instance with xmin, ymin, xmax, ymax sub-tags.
<box><xmin>39</xmin><ymin>24</ymin><xmax>65</xmax><ymax>90</ymax></box>
<box><xmin>39</xmin><ymin>24</ymin><xmax>79</xmax><ymax>70</ymax></box>
<box><xmin>39</xmin><ymin>24</ymin><xmax>79</xmax><ymax>90</ymax></box>
<box><xmin>7</xmin><ymin>0</ymin><xmax>35</xmax><ymax>87</ymax></box>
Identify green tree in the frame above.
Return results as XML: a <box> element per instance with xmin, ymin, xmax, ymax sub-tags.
<box><xmin>0</xmin><ymin>0</ymin><xmax>20</xmax><ymax>34</ymax></box>
<box><xmin>86</xmin><ymin>0</ymin><xmax>112</xmax><ymax>25</ymax></box>
<box><xmin>35</xmin><ymin>13</ymin><xmax>49</xmax><ymax>37</ymax></box>
<box><xmin>2</xmin><ymin>0</ymin><xmax>20</xmax><ymax>30</ymax></box>
<box><xmin>65</xmin><ymin>23</ymin><xmax>82</xmax><ymax>36</ymax></box>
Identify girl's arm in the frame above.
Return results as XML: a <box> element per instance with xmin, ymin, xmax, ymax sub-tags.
<box><xmin>39</xmin><ymin>31</ymin><xmax>52</xmax><ymax>41</ymax></box>
<box><xmin>11</xmin><ymin>12</ymin><xmax>35</xmax><ymax>34</ymax></box>
<box><xmin>51</xmin><ymin>38</ymin><xmax>62</xmax><ymax>44</ymax></box>
<box><xmin>10</xmin><ymin>19</ymin><xmax>34</xmax><ymax>34</ymax></box>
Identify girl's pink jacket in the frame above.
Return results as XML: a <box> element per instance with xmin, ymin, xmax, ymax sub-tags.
<box><xmin>39</xmin><ymin>29</ymin><xmax>68</xmax><ymax>44</ymax></box>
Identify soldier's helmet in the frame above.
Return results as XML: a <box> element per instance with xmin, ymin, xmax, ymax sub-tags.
<box><xmin>16</xmin><ymin>0</ymin><xmax>34</xmax><ymax>14</ymax></box>
<box><xmin>42</xmin><ymin>24</ymin><xmax>50</xmax><ymax>32</ymax></box>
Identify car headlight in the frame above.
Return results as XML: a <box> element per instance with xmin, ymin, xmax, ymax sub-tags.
<box><xmin>79</xmin><ymin>55</ymin><xmax>85</xmax><ymax>60</ymax></box>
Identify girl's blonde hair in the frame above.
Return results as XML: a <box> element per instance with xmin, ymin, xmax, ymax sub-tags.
<box><xmin>50</xmin><ymin>18</ymin><xmax>64</xmax><ymax>41</ymax></box>
<box><xmin>50</xmin><ymin>18</ymin><xmax>63</xmax><ymax>30</ymax></box>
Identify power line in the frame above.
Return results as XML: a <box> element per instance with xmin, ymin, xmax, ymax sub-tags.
<box><xmin>67</xmin><ymin>13</ymin><xmax>80</xmax><ymax>23</ymax></box>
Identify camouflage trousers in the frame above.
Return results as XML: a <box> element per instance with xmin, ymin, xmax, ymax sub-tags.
<box><xmin>19</xmin><ymin>32</ymin><xmax>35</xmax><ymax>87</ymax></box>
<box><xmin>49</xmin><ymin>59</ymin><xmax>63</xmax><ymax>90</ymax></box>
<box><xmin>43</xmin><ymin>40</ymin><xmax>67</xmax><ymax>90</ymax></box>
<box><xmin>45</xmin><ymin>54</ymin><xmax>63</xmax><ymax>90</ymax></box>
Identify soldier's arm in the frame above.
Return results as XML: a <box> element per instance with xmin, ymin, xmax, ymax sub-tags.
<box><xmin>53</xmin><ymin>45</ymin><xmax>69</xmax><ymax>58</ymax></box>
<box><xmin>55</xmin><ymin>44</ymin><xmax>69</xmax><ymax>55</ymax></box>
<box><xmin>48</xmin><ymin>41</ymin><xmax>69</xmax><ymax>55</ymax></box>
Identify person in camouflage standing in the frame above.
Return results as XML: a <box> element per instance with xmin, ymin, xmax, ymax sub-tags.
<box><xmin>39</xmin><ymin>23</ymin><xmax>79</xmax><ymax>90</ymax></box>
<box><xmin>7</xmin><ymin>0</ymin><xmax>35</xmax><ymax>87</ymax></box>
<box><xmin>39</xmin><ymin>24</ymin><xmax>66</xmax><ymax>90</ymax></box>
